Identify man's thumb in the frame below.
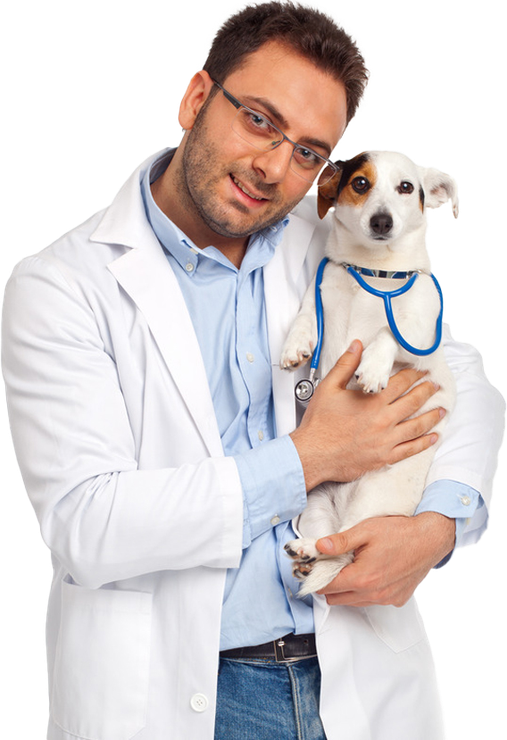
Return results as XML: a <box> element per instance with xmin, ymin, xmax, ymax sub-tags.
<box><xmin>324</xmin><ymin>339</ymin><xmax>362</xmax><ymax>390</ymax></box>
<box><xmin>316</xmin><ymin>529</ymin><xmax>357</xmax><ymax>556</ymax></box>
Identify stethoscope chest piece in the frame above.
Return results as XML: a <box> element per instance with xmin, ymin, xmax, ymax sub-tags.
<box><xmin>295</xmin><ymin>377</ymin><xmax>316</xmax><ymax>403</ymax></box>
<box><xmin>293</xmin><ymin>257</ymin><xmax>329</xmax><ymax>405</ymax></box>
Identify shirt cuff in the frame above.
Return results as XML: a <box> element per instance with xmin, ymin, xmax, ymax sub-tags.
<box><xmin>234</xmin><ymin>435</ymin><xmax>307</xmax><ymax>548</ymax></box>
<box><xmin>415</xmin><ymin>479</ymin><xmax>482</xmax><ymax>567</ymax></box>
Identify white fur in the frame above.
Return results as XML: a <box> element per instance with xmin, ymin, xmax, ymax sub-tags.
<box><xmin>281</xmin><ymin>151</ymin><xmax>457</xmax><ymax>596</ymax></box>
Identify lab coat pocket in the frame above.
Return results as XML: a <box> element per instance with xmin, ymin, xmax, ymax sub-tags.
<box><xmin>362</xmin><ymin>599</ymin><xmax>427</xmax><ymax>653</ymax></box>
<box><xmin>51</xmin><ymin>579</ymin><xmax>152</xmax><ymax>740</ymax></box>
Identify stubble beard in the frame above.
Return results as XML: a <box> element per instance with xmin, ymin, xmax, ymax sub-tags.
<box><xmin>178</xmin><ymin>108</ymin><xmax>305</xmax><ymax>241</ymax></box>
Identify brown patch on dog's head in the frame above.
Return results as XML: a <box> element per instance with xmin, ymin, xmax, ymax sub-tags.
<box><xmin>317</xmin><ymin>165</ymin><xmax>342</xmax><ymax>219</ymax></box>
<box><xmin>317</xmin><ymin>153</ymin><xmax>375</xmax><ymax>219</ymax></box>
<box><xmin>419</xmin><ymin>186</ymin><xmax>425</xmax><ymax>213</ymax></box>
<box><xmin>338</xmin><ymin>156</ymin><xmax>376</xmax><ymax>207</ymax></box>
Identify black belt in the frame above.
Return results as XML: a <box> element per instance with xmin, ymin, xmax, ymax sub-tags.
<box><xmin>220</xmin><ymin>633</ymin><xmax>317</xmax><ymax>662</ymax></box>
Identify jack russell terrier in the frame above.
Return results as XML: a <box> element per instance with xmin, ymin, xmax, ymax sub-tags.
<box><xmin>281</xmin><ymin>150</ymin><xmax>458</xmax><ymax>596</ymax></box>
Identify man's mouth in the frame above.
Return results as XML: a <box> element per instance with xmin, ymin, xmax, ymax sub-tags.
<box><xmin>231</xmin><ymin>175</ymin><xmax>268</xmax><ymax>202</ymax></box>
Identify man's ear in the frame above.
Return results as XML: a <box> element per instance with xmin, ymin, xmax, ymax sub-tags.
<box><xmin>178</xmin><ymin>71</ymin><xmax>215</xmax><ymax>131</ymax></box>
<box><xmin>317</xmin><ymin>166</ymin><xmax>342</xmax><ymax>219</ymax></box>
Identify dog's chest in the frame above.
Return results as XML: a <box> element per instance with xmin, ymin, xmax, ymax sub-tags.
<box><xmin>318</xmin><ymin>264</ymin><xmax>426</xmax><ymax>375</ymax></box>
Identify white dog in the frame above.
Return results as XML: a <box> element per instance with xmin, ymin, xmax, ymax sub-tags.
<box><xmin>281</xmin><ymin>151</ymin><xmax>458</xmax><ymax>595</ymax></box>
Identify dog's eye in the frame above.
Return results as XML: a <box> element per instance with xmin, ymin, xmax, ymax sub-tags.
<box><xmin>397</xmin><ymin>181</ymin><xmax>414</xmax><ymax>194</ymax></box>
<box><xmin>351</xmin><ymin>177</ymin><xmax>370</xmax><ymax>194</ymax></box>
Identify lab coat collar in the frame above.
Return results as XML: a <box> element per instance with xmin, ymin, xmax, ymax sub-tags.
<box><xmin>91</xmin><ymin>149</ymin><xmax>319</xmax><ymax>446</ymax></box>
<box><xmin>94</xmin><ymin>150</ymin><xmax>223</xmax><ymax>456</ymax></box>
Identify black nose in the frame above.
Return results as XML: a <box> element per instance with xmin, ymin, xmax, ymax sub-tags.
<box><xmin>370</xmin><ymin>212</ymin><xmax>393</xmax><ymax>236</ymax></box>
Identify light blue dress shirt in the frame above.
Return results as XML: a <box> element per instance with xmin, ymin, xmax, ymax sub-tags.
<box><xmin>142</xmin><ymin>150</ymin><xmax>480</xmax><ymax>649</ymax></box>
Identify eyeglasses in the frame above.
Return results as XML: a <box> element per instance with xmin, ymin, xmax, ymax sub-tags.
<box><xmin>212</xmin><ymin>80</ymin><xmax>339</xmax><ymax>186</ymax></box>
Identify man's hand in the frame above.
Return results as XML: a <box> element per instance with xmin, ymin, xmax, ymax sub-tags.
<box><xmin>290</xmin><ymin>340</ymin><xmax>445</xmax><ymax>491</ymax></box>
<box><xmin>315</xmin><ymin>513</ymin><xmax>456</xmax><ymax>607</ymax></box>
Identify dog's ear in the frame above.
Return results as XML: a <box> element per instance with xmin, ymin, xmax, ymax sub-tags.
<box><xmin>317</xmin><ymin>164</ymin><xmax>343</xmax><ymax>219</ymax></box>
<box><xmin>421</xmin><ymin>168</ymin><xmax>459</xmax><ymax>218</ymax></box>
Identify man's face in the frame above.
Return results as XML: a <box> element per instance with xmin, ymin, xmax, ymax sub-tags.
<box><xmin>178</xmin><ymin>41</ymin><xmax>348</xmax><ymax>244</ymax></box>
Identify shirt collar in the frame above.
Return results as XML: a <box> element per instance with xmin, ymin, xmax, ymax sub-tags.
<box><xmin>141</xmin><ymin>150</ymin><xmax>289</xmax><ymax>277</ymax></box>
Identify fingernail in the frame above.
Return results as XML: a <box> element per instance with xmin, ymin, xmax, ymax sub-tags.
<box><xmin>429</xmin><ymin>433</ymin><xmax>439</xmax><ymax>445</ymax></box>
<box><xmin>347</xmin><ymin>340</ymin><xmax>360</xmax><ymax>353</ymax></box>
<box><xmin>318</xmin><ymin>537</ymin><xmax>334</xmax><ymax>554</ymax></box>
<box><xmin>439</xmin><ymin>407</ymin><xmax>446</xmax><ymax>419</ymax></box>
<box><xmin>432</xmin><ymin>382</ymin><xmax>440</xmax><ymax>391</ymax></box>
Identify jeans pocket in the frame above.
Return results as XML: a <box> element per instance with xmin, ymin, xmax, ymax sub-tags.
<box><xmin>51</xmin><ymin>579</ymin><xmax>152</xmax><ymax>740</ymax></box>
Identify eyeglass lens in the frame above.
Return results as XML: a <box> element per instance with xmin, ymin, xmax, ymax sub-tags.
<box><xmin>232</xmin><ymin>107</ymin><xmax>335</xmax><ymax>185</ymax></box>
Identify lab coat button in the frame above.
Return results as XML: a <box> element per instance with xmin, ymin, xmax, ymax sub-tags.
<box><xmin>190</xmin><ymin>693</ymin><xmax>209</xmax><ymax>712</ymax></box>
<box><xmin>271</xmin><ymin>515</ymin><xmax>281</xmax><ymax>526</ymax></box>
<box><xmin>460</xmin><ymin>495</ymin><xmax>471</xmax><ymax>506</ymax></box>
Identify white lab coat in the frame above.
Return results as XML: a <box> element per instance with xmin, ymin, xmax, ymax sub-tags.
<box><xmin>2</xmin><ymin>151</ymin><xmax>503</xmax><ymax>740</ymax></box>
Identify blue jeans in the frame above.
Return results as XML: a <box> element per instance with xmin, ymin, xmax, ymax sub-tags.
<box><xmin>214</xmin><ymin>656</ymin><xmax>327</xmax><ymax>740</ymax></box>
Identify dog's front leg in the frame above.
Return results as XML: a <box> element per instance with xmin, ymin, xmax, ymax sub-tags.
<box><xmin>355</xmin><ymin>328</ymin><xmax>398</xmax><ymax>393</ymax></box>
<box><xmin>280</xmin><ymin>279</ymin><xmax>318</xmax><ymax>369</ymax></box>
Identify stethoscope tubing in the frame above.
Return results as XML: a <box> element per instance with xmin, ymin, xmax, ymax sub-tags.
<box><xmin>294</xmin><ymin>257</ymin><xmax>443</xmax><ymax>402</ymax></box>
<box><xmin>345</xmin><ymin>264</ymin><xmax>443</xmax><ymax>357</ymax></box>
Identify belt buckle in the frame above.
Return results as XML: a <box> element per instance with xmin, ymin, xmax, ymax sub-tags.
<box><xmin>274</xmin><ymin>639</ymin><xmax>287</xmax><ymax>662</ymax></box>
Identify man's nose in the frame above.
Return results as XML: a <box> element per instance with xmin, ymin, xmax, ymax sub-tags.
<box><xmin>252</xmin><ymin>141</ymin><xmax>294</xmax><ymax>183</ymax></box>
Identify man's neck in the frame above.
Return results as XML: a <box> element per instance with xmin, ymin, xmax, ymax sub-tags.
<box><xmin>150</xmin><ymin>149</ymin><xmax>249</xmax><ymax>269</ymax></box>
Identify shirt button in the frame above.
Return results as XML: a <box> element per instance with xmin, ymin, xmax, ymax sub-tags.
<box><xmin>460</xmin><ymin>495</ymin><xmax>472</xmax><ymax>506</ymax></box>
<box><xmin>190</xmin><ymin>693</ymin><xmax>209</xmax><ymax>712</ymax></box>
<box><xmin>271</xmin><ymin>515</ymin><xmax>281</xmax><ymax>526</ymax></box>
<box><xmin>246</xmin><ymin>352</ymin><xmax>255</xmax><ymax>363</ymax></box>
<box><xmin>185</xmin><ymin>262</ymin><xmax>195</xmax><ymax>273</ymax></box>
<box><xmin>258</xmin><ymin>430</ymin><xmax>264</xmax><ymax>441</ymax></box>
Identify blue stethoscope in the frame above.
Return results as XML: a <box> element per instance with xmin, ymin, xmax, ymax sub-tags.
<box><xmin>294</xmin><ymin>257</ymin><xmax>444</xmax><ymax>403</ymax></box>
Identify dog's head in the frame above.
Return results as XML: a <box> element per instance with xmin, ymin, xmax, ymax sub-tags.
<box><xmin>317</xmin><ymin>151</ymin><xmax>458</xmax><ymax>252</ymax></box>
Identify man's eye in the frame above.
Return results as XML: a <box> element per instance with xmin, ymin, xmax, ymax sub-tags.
<box><xmin>293</xmin><ymin>147</ymin><xmax>322</xmax><ymax>168</ymax></box>
<box><xmin>244</xmin><ymin>110</ymin><xmax>272</xmax><ymax>133</ymax></box>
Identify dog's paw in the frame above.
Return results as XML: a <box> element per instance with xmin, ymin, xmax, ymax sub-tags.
<box><xmin>285</xmin><ymin>537</ymin><xmax>355</xmax><ymax>596</ymax></box>
<box><xmin>280</xmin><ymin>333</ymin><xmax>314</xmax><ymax>370</ymax></box>
<box><xmin>284</xmin><ymin>537</ymin><xmax>320</xmax><ymax>579</ymax></box>
<box><xmin>296</xmin><ymin>554</ymin><xmax>354</xmax><ymax>597</ymax></box>
<box><xmin>355</xmin><ymin>349</ymin><xmax>392</xmax><ymax>394</ymax></box>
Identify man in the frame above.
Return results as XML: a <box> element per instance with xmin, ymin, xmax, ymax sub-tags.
<box><xmin>2</xmin><ymin>3</ymin><xmax>503</xmax><ymax>739</ymax></box>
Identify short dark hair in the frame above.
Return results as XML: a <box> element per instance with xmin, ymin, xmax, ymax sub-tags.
<box><xmin>203</xmin><ymin>1</ymin><xmax>368</xmax><ymax>124</ymax></box>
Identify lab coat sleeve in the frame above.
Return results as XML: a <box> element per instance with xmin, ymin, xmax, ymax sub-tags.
<box><xmin>2</xmin><ymin>256</ymin><xmax>244</xmax><ymax>589</ymax></box>
<box><xmin>423</xmin><ymin>325</ymin><xmax>505</xmax><ymax>544</ymax></box>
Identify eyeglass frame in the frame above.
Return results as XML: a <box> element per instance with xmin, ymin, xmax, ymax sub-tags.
<box><xmin>211</xmin><ymin>79</ymin><xmax>339</xmax><ymax>186</ymax></box>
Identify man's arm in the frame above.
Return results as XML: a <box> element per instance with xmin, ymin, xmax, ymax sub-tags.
<box><xmin>2</xmin><ymin>256</ymin><xmax>248</xmax><ymax>589</ymax></box>
<box><xmin>309</xmin><ymin>334</ymin><xmax>505</xmax><ymax>607</ymax></box>
<box><xmin>315</xmin><ymin>513</ymin><xmax>455</xmax><ymax>607</ymax></box>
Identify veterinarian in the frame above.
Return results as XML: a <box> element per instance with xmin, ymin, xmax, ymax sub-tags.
<box><xmin>2</xmin><ymin>3</ymin><xmax>504</xmax><ymax>739</ymax></box>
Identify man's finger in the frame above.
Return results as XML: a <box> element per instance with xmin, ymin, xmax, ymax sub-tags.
<box><xmin>322</xmin><ymin>339</ymin><xmax>363</xmax><ymax>390</ymax></box>
<box><xmin>388</xmin><ymin>406</ymin><xmax>445</xmax><ymax>464</ymax></box>
<box><xmin>316</xmin><ymin>526</ymin><xmax>363</xmax><ymax>557</ymax></box>
<box><xmin>382</xmin><ymin>368</ymin><xmax>430</xmax><ymax>404</ymax></box>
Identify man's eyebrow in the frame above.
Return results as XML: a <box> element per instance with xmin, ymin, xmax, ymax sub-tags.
<box><xmin>244</xmin><ymin>95</ymin><xmax>333</xmax><ymax>156</ymax></box>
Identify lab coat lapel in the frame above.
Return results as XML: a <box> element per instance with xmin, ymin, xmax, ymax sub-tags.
<box><xmin>108</xmin><ymin>246</ymin><xmax>223</xmax><ymax>457</ymax></box>
<box><xmin>92</xmin><ymin>156</ymin><xmax>223</xmax><ymax>457</ymax></box>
